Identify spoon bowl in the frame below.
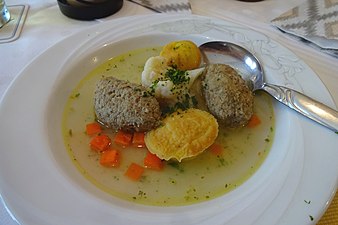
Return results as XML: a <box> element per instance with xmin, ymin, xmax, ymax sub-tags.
<box><xmin>199</xmin><ymin>41</ymin><xmax>338</xmax><ymax>132</ymax></box>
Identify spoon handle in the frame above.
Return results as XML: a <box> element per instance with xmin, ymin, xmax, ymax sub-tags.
<box><xmin>262</xmin><ymin>83</ymin><xmax>338</xmax><ymax>133</ymax></box>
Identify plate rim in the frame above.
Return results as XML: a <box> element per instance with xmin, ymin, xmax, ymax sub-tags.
<box><xmin>0</xmin><ymin>14</ymin><xmax>337</xmax><ymax>225</ymax></box>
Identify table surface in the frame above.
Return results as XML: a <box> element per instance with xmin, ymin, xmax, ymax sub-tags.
<box><xmin>1</xmin><ymin>0</ymin><xmax>337</xmax><ymax>224</ymax></box>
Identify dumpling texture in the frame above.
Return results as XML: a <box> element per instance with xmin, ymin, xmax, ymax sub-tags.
<box><xmin>94</xmin><ymin>77</ymin><xmax>161</xmax><ymax>132</ymax></box>
<box><xmin>202</xmin><ymin>64</ymin><xmax>254</xmax><ymax>127</ymax></box>
<box><xmin>145</xmin><ymin>108</ymin><xmax>218</xmax><ymax>162</ymax></box>
<box><xmin>160</xmin><ymin>40</ymin><xmax>201</xmax><ymax>70</ymax></box>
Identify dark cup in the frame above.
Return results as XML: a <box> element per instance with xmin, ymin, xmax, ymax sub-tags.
<box><xmin>57</xmin><ymin>0</ymin><xmax>123</xmax><ymax>20</ymax></box>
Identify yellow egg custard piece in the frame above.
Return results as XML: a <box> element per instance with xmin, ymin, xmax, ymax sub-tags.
<box><xmin>160</xmin><ymin>40</ymin><xmax>201</xmax><ymax>71</ymax></box>
<box><xmin>145</xmin><ymin>108</ymin><xmax>218</xmax><ymax>162</ymax></box>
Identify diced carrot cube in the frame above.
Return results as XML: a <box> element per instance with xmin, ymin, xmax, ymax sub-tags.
<box><xmin>114</xmin><ymin>130</ymin><xmax>133</xmax><ymax>147</ymax></box>
<box><xmin>247</xmin><ymin>114</ymin><xmax>261</xmax><ymax>128</ymax></box>
<box><xmin>144</xmin><ymin>151</ymin><xmax>164</xmax><ymax>170</ymax></box>
<box><xmin>90</xmin><ymin>134</ymin><xmax>111</xmax><ymax>152</ymax></box>
<box><xmin>209</xmin><ymin>143</ymin><xmax>223</xmax><ymax>156</ymax></box>
<box><xmin>100</xmin><ymin>149</ymin><xmax>120</xmax><ymax>167</ymax></box>
<box><xmin>86</xmin><ymin>122</ymin><xmax>102</xmax><ymax>135</ymax></box>
<box><xmin>132</xmin><ymin>132</ymin><xmax>146</xmax><ymax>148</ymax></box>
<box><xmin>125</xmin><ymin>163</ymin><xmax>144</xmax><ymax>181</ymax></box>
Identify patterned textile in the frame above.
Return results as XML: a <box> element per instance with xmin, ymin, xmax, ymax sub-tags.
<box><xmin>317</xmin><ymin>191</ymin><xmax>338</xmax><ymax>225</ymax></box>
<box><xmin>127</xmin><ymin>0</ymin><xmax>191</xmax><ymax>13</ymax></box>
<box><xmin>271</xmin><ymin>0</ymin><xmax>338</xmax><ymax>57</ymax></box>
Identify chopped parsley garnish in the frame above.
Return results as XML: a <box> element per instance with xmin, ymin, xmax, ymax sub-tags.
<box><xmin>154</xmin><ymin>68</ymin><xmax>197</xmax><ymax>114</ymax></box>
<box><xmin>167</xmin><ymin>161</ymin><xmax>184</xmax><ymax>173</ymax></box>
<box><xmin>149</xmin><ymin>67</ymin><xmax>189</xmax><ymax>88</ymax></box>
<box><xmin>162</xmin><ymin>94</ymin><xmax>198</xmax><ymax>116</ymax></box>
<box><xmin>309</xmin><ymin>215</ymin><xmax>314</xmax><ymax>221</ymax></box>
<box><xmin>164</xmin><ymin>68</ymin><xmax>190</xmax><ymax>85</ymax></box>
<box><xmin>173</xmin><ymin>45</ymin><xmax>180</xmax><ymax>50</ymax></box>
<box><xmin>217</xmin><ymin>155</ymin><xmax>226</xmax><ymax>167</ymax></box>
<box><xmin>146</xmin><ymin>67</ymin><xmax>199</xmax><ymax>115</ymax></box>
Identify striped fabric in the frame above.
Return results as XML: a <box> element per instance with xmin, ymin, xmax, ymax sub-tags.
<box><xmin>271</xmin><ymin>0</ymin><xmax>338</xmax><ymax>57</ymax></box>
<box><xmin>317</xmin><ymin>191</ymin><xmax>338</xmax><ymax>225</ymax></box>
<box><xmin>127</xmin><ymin>0</ymin><xmax>191</xmax><ymax>13</ymax></box>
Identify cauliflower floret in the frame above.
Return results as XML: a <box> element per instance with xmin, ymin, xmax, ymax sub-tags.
<box><xmin>141</xmin><ymin>56</ymin><xmax>205</xmax><ymax>104</ymax></box>
<box><xmin>187</xmin><ymin>67</ymin><xmax>205</xmax><ymax>86</ymax></box>
<box><xmin>154</xmin><ymin>80</ymin><xmax>175</xmax><ymax>101</ymax></box>
<box><xmin>141</xmin><ymin>56</ymin><xmax>169</xmax><ymax>87</ymax></box>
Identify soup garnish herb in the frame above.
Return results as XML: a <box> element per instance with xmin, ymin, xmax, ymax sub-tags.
<box><xmin>62</xmin><ymin>43</ymin><xmax>274</xmax><ymax>206</ymax></box>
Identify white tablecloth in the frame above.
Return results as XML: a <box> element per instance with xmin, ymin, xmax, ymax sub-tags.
<box><xmin>1</xmin><ymin>0</ymin><xmax>338</xmax><ymax>224</ymax></box>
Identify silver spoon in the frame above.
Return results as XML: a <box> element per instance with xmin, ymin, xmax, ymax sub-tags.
<box><xmin>199</xmin><ymin>41</ymin><xmax>338</xmax><ymax>133</ymax></box>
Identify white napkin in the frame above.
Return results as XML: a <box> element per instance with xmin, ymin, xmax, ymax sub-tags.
<box><xmin>271</xmin><ymin>0</ymin><xmax>338</xmax><ymax>57</ymax></box>
<box><xmin>127</xmin><ymin>0</ymin><xmax>191</xmax><ymax>13</ymax></box>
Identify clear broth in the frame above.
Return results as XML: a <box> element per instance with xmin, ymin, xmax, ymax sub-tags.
<box><xmin>62</xmin><ymin>47</ymin><xmax>275</xmax><ymax>206</ymax></box>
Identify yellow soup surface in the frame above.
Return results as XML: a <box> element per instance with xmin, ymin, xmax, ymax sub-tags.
<box><xmin>62</xmin><ymin>46</ymin><xmax>275</xmax><ymax>206</ymax></box>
